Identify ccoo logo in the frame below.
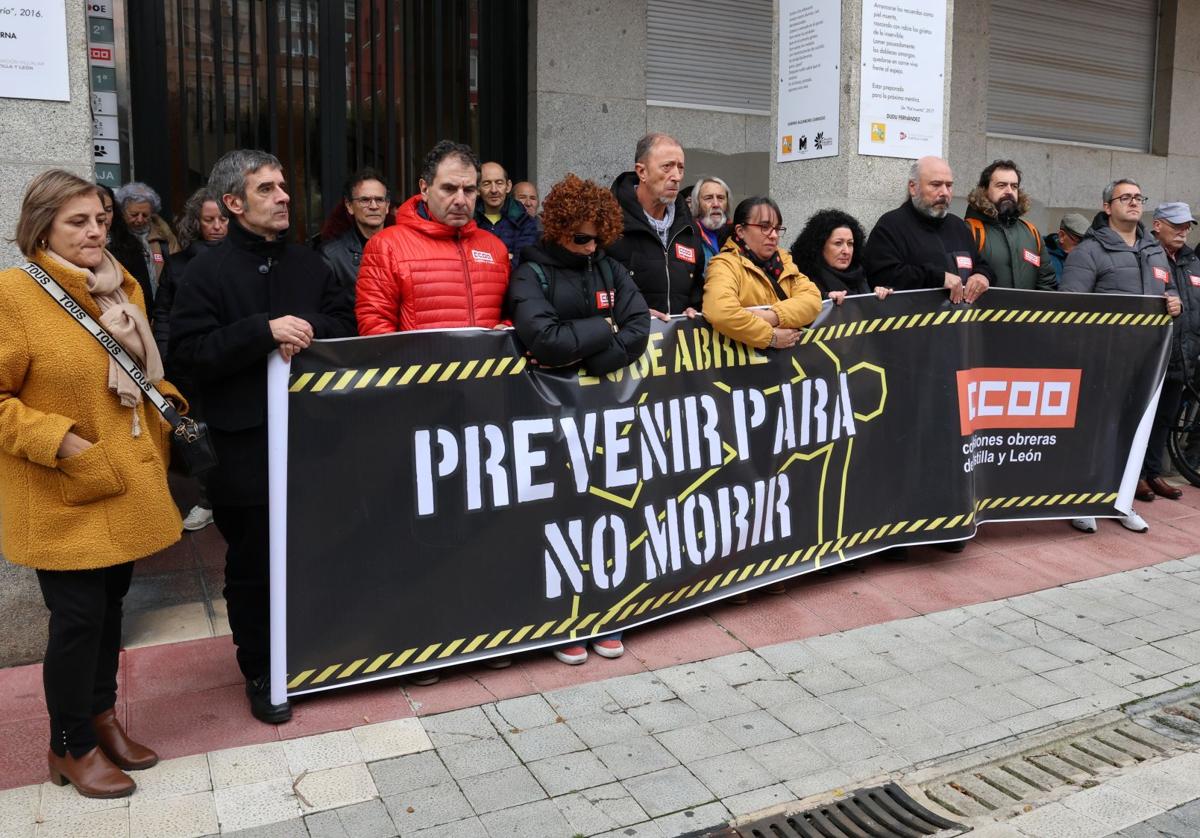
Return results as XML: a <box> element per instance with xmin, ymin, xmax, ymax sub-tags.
<box><xmin>956</xmin><ymin>367</ymin><xmax>1081</xmax><ymax>436</ymax></box>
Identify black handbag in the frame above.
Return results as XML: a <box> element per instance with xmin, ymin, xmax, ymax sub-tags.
<box><xmin>21</xmin><ymin>262</ymin><xmax>218</xmax><ymax>476</ymax></box>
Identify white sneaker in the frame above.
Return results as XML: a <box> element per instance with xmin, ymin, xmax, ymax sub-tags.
<box><xmin>182</xmin><ymin>505</ymin><xmax>214</xmax><ymax>532</ymax></box>
<box><xmin>1119</xmin><ymin>512</ymin><xmax>1149</xmax><ymax>533</ymax></box>
<box><xmin>1070</xmin><ymin>517</ymin><xmax>1097</xmax><ymax>533</ymax></box>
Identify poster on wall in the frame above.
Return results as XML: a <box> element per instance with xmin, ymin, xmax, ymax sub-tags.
<box><xmin>857</xmin><ymin>0</ymin><xmax>946</xmax><ymax>159</ymax></box>
<box><xmin>0</xmin><ymin>1</ymin><xmax>69</xmax><ymax>102</ymax></box>
<box><xmin>777</xmin><ymin>0</ymin><xmax>840</xmax><ymax>162</ymax></box>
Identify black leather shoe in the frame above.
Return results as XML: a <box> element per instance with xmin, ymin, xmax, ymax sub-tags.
<box><xmin>246</xmin><ymin>675</ymin><xmax>292</xmax><ymax>724</ymax></box>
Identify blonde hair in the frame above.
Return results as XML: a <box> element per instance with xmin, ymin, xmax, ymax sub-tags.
<box><xmin>14</xmin><ymin>169</ymin><xmax>103</xmax><ymax>258</ymax></box>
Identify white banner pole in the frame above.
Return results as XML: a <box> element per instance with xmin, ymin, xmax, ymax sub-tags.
<box><xmin>267</xmin><ymin>351</ymin><xmax>290</xmax><ymax>707</ymax></box>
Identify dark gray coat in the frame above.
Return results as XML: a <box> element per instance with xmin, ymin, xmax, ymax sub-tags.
<box><xmin>1059</xmin><ymin>224</ymin><xmax>1173</xmax><ymax>296</ymax></box>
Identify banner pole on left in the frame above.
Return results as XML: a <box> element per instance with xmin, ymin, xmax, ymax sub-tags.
<box><xmin>267</xmin><ymin>352</ymin><xmax>290</xmax><ymax>706</ymax></box>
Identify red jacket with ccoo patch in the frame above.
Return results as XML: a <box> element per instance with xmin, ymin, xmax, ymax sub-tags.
<box><xmin>355</xmin><ymin>195</ymin><xmax>511</xmax><ymax>334</ymax></box>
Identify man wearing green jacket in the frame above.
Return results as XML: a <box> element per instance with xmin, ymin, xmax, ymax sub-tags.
<box><xmin>965</xmin><ymin>160</ymin><xmax>1058</xmax><ymax>291</ymax></box>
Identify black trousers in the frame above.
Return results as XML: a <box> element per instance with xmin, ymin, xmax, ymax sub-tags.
<box><xmin>36</xmin><ymin>562</ymin><xmax>134</xmax><ymax>757</ymax></box>
<box><xmin>1144</xmin><ymin>377</ymin><xmax>1185</xmax><ymax>479</ymax></box>
<box><xmin>212</xmin><ymin>504</ymin><xmax>271</xmax><ymax>680</ymax></box>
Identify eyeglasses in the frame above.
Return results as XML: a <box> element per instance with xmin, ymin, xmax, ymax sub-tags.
<box><xmin>746</xmin><ymin>222</ymin><xmax>787</xmax><ymax>236</ymax></box>
<box><xmin>572</xmin><ymin>232</ymin><xmax>598</xmax><ymax>245</ymax></box>
<box><xmin>1110</xmin><ymin>194</ymin><xmax>1148</xmax><ymax>206</ymax></box>
<box><xmin>352</xmin><ymin>196</ymin><xmax>389</xmax><ymax>206</ymax></box>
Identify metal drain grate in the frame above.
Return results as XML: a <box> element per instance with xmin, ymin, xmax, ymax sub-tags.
<box><xmin>921</xmin><ymin>721</ymin><xmax>1178</xmax><ymax>818</ymax></box>
<box><xmin>732</xmin><ymin>783</ymin><xmax>963</xmax><ymax>838</ymax></box>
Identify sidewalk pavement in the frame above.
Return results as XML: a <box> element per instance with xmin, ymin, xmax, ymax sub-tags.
<box><xmin>2</xmin><ymin>485</ymin><xmax>1200</xmax><ymax>836</ymax></box>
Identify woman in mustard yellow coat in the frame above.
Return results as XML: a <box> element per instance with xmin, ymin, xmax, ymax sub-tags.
<box><xmin>0</xmin><ymin>170</ymin><xmax>186</xmax><ymax>798</ymax></box>
<box><xmin>702</xmin><ymin>196</ymin><xmax>822</xmax><ymax>350</ymax></box>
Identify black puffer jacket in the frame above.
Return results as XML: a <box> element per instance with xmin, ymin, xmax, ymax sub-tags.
<box><xmin>507</xmin><ymin>241</ymin><xmax>650</xmax><ymax>375</ymax></box>
<box><xmin>317</xmin><ymin>226</ymin><xmax>366</xmax><ymax>290</ymax></box>
<box><xmin>607</xmin><ymin>171</ymin><xmax>704</xmax><ymax>315</ymax></box>
<box><xmin>1165</xmin><ymin>244</ymin><xmax>1200</xmax><ymax>381</ymax></box>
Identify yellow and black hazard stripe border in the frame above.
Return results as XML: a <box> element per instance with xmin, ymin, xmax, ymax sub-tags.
<box><xmin>801</xmin><ymin>308</ymin><xmax>1172</xmax><ymax>345</ymax></box>
<box><xmin>285</xmin><ymin>489</ymin><xmax>1119</xmax><ymax>692</ymax></box>
<box><xmin>289</xmin><ymin>356</ymin><xmax>528</xmax><ymax>394</ymax></box>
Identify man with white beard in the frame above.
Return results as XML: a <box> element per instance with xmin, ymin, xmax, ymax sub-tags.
<box><xmin>691</xmin><ymin>175</ymin><xmax>732</xmax><ymax>261</ymax></box>
<box><xmin>863</xmin><ymin>155</ymin><xmax>993</xmax><ymax>302</ymax></box>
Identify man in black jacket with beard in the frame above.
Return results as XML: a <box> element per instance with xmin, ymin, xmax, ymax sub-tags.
<box><xmin>170</xmin><ymin>150</ymin><xmax>355</xmax><ymax>724</ymax></box>
<box><xmin>608</xmin><ymin>133</ymin><xmax>704</xmax><ymax>320</ymax></box>
<box><xmin>863</xmin><ymin>156</ymin><xmax>994</xmax><ymax>303</ymax></box>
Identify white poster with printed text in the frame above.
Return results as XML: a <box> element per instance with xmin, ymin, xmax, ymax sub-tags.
<box><xmin>858</xmin><ymin>0</ymin><xmax>946</xmax><ymax>159</ymax></box>
<box><xmin>0</xmin><ymin>1</ymin><xmax>69</xmax><ymax>102</ymax></box>
<box><xmin>777</xmin><ymin>0</ymin><xmax>840</xmax><ymax>162</ymax></box>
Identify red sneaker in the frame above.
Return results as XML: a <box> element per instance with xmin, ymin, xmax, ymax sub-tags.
<box><xmin>592</xmin><ymin>637</ymin><xmax>625</xmax><ymax>659</ymax></box>
<box><xmin>553</xmin><ymin>645</ymin><xmax>588</xmax><ymax>665</ymax></box>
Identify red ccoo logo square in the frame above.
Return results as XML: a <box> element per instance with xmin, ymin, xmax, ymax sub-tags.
<box><xmin>956</xmin><ymin>367</ymin><xmax>1081</xmax><ymax>436</ymax></box>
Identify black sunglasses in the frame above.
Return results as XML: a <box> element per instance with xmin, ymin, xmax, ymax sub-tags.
<box><xmin>572</xmin><ymin>233</ymin><xmax>598</xmax><ymax>245</ymax></box>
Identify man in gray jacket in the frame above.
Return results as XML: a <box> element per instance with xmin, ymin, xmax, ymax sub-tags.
<box><xmin>1060</xmin><ymin>178</ymin><xmax>1182</xmax><ymax>535</ymax></box>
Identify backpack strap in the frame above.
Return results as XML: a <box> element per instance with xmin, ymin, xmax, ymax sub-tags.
<box><xmin>1021</xmin><ymin>219</ymin><xmax>1043</xmax><ymax>253</ymax></box>
<box><xmin>529</xmin><ymin>262</ymin><xmax>553</xmax><ymax>296</ymax></box>
<box><xmin>965</xmin><ymin>217</ymin><xmax>986</xmax><ymax>253</ymax></box>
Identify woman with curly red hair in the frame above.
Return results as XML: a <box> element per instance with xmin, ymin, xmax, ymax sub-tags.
<box><xmin>506</xmin><ymin>174</ymin><xmax>650</xmax><ymax>664</ymax></box>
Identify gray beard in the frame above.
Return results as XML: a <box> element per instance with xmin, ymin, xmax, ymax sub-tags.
<box><xmin>700</xmin><ymin>212</ymin><xmax>726</xmax><ymax>231</ymax></box>
<box><xmin>911</xmin><ymin>194</ymin><xmax>948</xmax><ymax>219</ymax></box>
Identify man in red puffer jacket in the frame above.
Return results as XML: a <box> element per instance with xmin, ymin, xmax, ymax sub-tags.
<box><xmin>356</xmin><ymin>141</ymin><xmax>510</xmax><ymax>333</ymax></box>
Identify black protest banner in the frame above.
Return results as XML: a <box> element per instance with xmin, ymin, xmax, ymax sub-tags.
<box><xmin>277</xmin><ymin>289</ymin><xmax>1170</xmax><ymax>695</ymax></box>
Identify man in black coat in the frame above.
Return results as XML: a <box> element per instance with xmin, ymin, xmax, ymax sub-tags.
<box><xmin>863</xmin><ymin>156</ymin><xmax>994</xmax><ymax>303</ymax></box>
<box><xmin>608</xmin><ymin>133</ymin><xmax>705</xmax><ymax>320</ymax></box>
<box><xmin>170</xmin><ymin>150</ymin><xmax>355</xmax><ymax>724</ymax></box>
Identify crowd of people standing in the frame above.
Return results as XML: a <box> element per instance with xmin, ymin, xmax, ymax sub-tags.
<box><xmin>1</xmin><ymin>130</ymin><xmax>1195</xmax><ymax>799</ymax></box>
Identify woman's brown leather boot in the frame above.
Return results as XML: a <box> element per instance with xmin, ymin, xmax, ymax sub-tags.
<box><xmin>47</xmin><ymin>747</ymin><xmax>135</xmax><ymax>798</ymax></box>
<box><xmin>92</xmin><ymin>708</ymin><xmax>159</xmax><ymax>770</ymax></box>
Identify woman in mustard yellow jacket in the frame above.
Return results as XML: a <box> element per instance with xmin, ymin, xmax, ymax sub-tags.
<box><xmin>702</xmin><ymin>196</ymin><xmax>822</xmax><ymax>350</ymax></box>
<box><xmin>0</xmin><ymin>170</ymin><xmax>186</xmax><ymax>798</ymax></box>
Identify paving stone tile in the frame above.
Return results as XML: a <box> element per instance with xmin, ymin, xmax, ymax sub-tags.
<box><xmin>383</xmin><ymin>782</ymin><xmax>473</xmax><ymax>833</ymax></box>
<box><xmin>870</xmin><ymin>673</ymin><xmax>945</xmax><ymax>708</ymax></box>
<box><xmin>955</xmin><ymin>651</ymin><xmax>1030</xmax><ymax>682</ymax></box>
<box><xmin>821</xmin><ymin>684</ymin><xmax>901</xmax><ymax>719</ymax></box>
<box><xmin>303</xmin><ymin>809</ymin><xmax>349</xmax><ymax>838</ymax></box>
<box><xmin>458</xmin><ymin>764</ymin><xmax>546</xmax><ymax>814</ymax></box>
<box><xmin>954</xmin><ymin>685</ymin><xmax>1038</xmax><ymax>722</ymax></box>
<box><xmin>782</xmin><ymin>767</ymin><xmax>855</xmax><ymax>801</ymax></box>
<box><xmin>406</xmin><ymin>816</ymin><xmax>484</xmax><ymax>838</ymax></box>
<box><xmin>857</xmin><ymin>708</ymin><xmax>947</xmax><ymax>748</ymax></box>
<box><xmin>1076</xmin><ymin>627</ymin><xmax>1145</xmax><ymax>654</ymax></box>
<box><xmin>1000</xmin><ymin>708</ymin><xmax>1058</xmax><ymax>736</ymax></box>
<box><xmin>1116</xmin><ymin>644</ymin><xmax>1190</xmax><ymax>675</ymax></box>
<box><xmin>802</xmin><ymin>722</ymin><xmax>885</xmax><ymax>762</ymax></box>
<box><xmin>294</xmin><ymin>763</ymin><xmax>377</xmax><ymax>814</ymax></box>
<box><xmin>352</xmin><ymin>718</ymin><xmax>432</xmax><ymax>762</ymax></box>
<box><xmin>803</xmin><ymin>633</ymin><xmax>872</xmax><ymax>662</ymax></box>
<box><xmin>1061</xmin><ymin>785</ymin><xmax>1163</xmax><ymax>830</ymax></box>
<box><xmin>736</xmin><ymin>678</ymin><xmax>811</xmax><ymax>709</ymax></box>
<box><xmin>528</xmin><ymin>750</ymin><xmax>618</xmax><ymax>796</ymax></box>
<box><xmin>326</xmin><ymin>799</ymin><xmax>396</xmax><ymax>838</ymax></box>
<box><xmin>129</xmin><ymin>791</ymin><xmax>217</xmax><ymax>838</ymax></box>
<box><xmin>542</xmin><ymin>681</ymin><xmax>619</xmax><ymax>719</ymax></box>
<box><xmin>910</xmin><ymin>697</ymin><xmax>992</xmax><ymax>735</ymax></box>
<box><xmin>419</xmin><ymin>706</ymin><xmax>499</xmax><ymax>747</ymax></box>
<box><xmin>565</xmin><ymin>710</ymin><xmax>645</xmax><ymax>748</ymax></box>
<box><xmin>501</xmin><ymin>720</ymin><xmax>586</xmax><ymax>761</ymax></box>
<box><xmin>686</xmin><ymin>751</ymin><xmax>775</xmax><ymax>798</ymax></box>
<box><xmin>1008</xmin><ymin>801</ymin><xmax>1109</xmax><ymax>837</ymax></box>
<box><xmin>38</xmin><ymin>779</ymin><xmax>130</xmax><ymax>821</ymax></box>
<box><xmin>652</xmin><ymin>661</ymin><xmax>728</xmax><ymax>694</ymax></box>
<box><xmin>703</xmin><ymin>651</ymin><xmax>782</xmax><ymax>685</ymax></box>
<box><xmin>834</xmin><ymin>654</ymin><xmax>909</xmax><ymax>685</ymax></box>
<box><xmin>479</xmin><ymin>798</ymin><xmax>573</xmax><ymax>837</ymax></box>
<box><xmin>0</xmin><ymin>786</ymin><xmax>39</xmax><ymax>835</ymax></box>
<box><xmin>128</xmin><ymin>754</ymin><xmax>211</xmax><ymax>800</ymax></box>
<box><xmin>213</xmin><ymin>778</ymin><xmax>302</xmax><ymax>833</ymax></box>
<box><xmin>1003</xmin><ymin>673</ymin><xmax>1077</xmax><ymax>708</ymax></box>
<box><xmin>839</xmin><ymin>749</ymin><xmax>909</xmax><ymax>783</ymax></box>
<box><xmin>1042</xmin><ymin>637</ymin><xmax>1110</xmax><ymax>664</ymax></box>
<box><xmin>1004</xmin><ymin>645</ymin><xmax>1074</xmax><ymax>673</ymax></box>
<box><xmin>368</xmin><ymin>750</ymin><xmax>452</xmax><ymax>797</ymax></box>
<box><xmin>789</xmin><ymin>663</ymin><xmax>862</xmax><ymax>696</ymax></box>
<box><xmin>281</xmin><ymin>730</ymin><xmax>363</xmax><ymax>775</ymax></box>
<box><xmin>676</xmin><ymin>684</ymin><xmax>760</xmax><ymax>721</ymax></box>
<box><xmin>627</xmin><ymin>698</ymin><xmax>702</xmax><ymax>733</ymax></box>
<box><xmin>603</xmin><ymin>672</ymin><xmax>675</xmax><ymax>708</ymax></box>
<box><xmin>913</xmin><ymin>661</ymin><xmax>988</xmax><ymax>694</ymax></box>
<box><xmin>34</xmin><ymin>807</ymin><xmax>130</xmax><ymax>838</ymax></box>
<box><xmin>1078</xmin><ymin>656</ymin><xmax>1157</xmax><ymax>687</ymax></box>
<box><xmin>893</xmin><ymin>734</ymin><xmax>965</xmax><ymax>764</ymax></box>
<box><xmin>208</xmin><ymin>742</ymin><xmax>291</xmax><ymax>791</ymax></box>
<box><xmin>1042</xmin><ymin>665</ymin><xmax>1127</xmax><ymax>698</ymax></box>
<box><xmin>769</xmin><ymin>697</ymin><xmax>847</xmax><ymax>735</ymax></box>
<box><xmin>712</xmin><ymin>710</ymin><xmax>795</xmax><ymax>748</ymax></box>
<box><xmin>592</xmin><ymin>820</ymin><xmax>665</xmax><ymax>838</ymax></box>
<box><xmin>1107</xmin><ymin>762</ymin><xmax>1200</xmax><ymax>810</ymax></box>
<box><xmin>593</xmin><ymin>735</ymin><xmax>679</xmax><ymax>780</ymax></box>
<box><xmin>437</xmin><ymin>736</ymin><xmax>519</xmax><ymax>780</ymax></box>
<box><xmin>950</xmin><ymin>618</ymin><xmax>1026</xmax><ymax>653</ymax></box>
<box><xmin>755</xmin><ymin>640</ymin><xmax>823</xmax><ymax>674</ymax></box>
<box><xmin>221</xmin><ymin>818</ymin><xmax>308</xmax><ymax>838</ymax></box>
<box><xmin>553</xmin><ymin>782</ymin><xmax>648</xmax><ymax>836</ymax></box>
<box><xmin>655</xmin><ymin>722</ymin><xmax>741</xmax><ymax>763</ymax></box>
<box><xmin>493</xmin><ymin>694</ymin><xmax>560</xmax><ymax>730</ymax></box>
<box><xmin>723</xmin><ymin>782</ymin><xmax>796</xmax><ymax>817</ymax></box>
<box><xmin>622</xmin><ymin>766</ymin><xmax>715</xmax><ymax>818</ymax></box>
<box><xmin>746</xmin><ymin>735</ymin><xmax>833</xmax><ymax>783</ymax></box>
<box><xmin>651</xmin><ymin>800</ymin><xmax>732</xmax><ymax>837</ymax></box>
<box><xmin>1000</xmin><ymin>618</ymin><xmax>1069</xmax><ymax>646</ymax></box>
<box><xmin>878</xmin><ymin>642</ymin><xmax>948</xmax><ymax>674</ymax></box>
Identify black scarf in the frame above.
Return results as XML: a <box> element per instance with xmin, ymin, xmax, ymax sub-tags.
<box><xmin>813</xmin><ymin>262</ymin><xmax>870</xmax><ymax>296</ymax></box>
<box><xmin>732</xmin><ymin>233</ymin><xmax>787</xmax><ymax>286</ymax></box>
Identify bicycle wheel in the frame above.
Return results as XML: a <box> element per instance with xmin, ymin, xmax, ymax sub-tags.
<box><xmin>1168</xmin><ymin>388</ymin><xmax>1200</xmax><ymax>486</ymax></box>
